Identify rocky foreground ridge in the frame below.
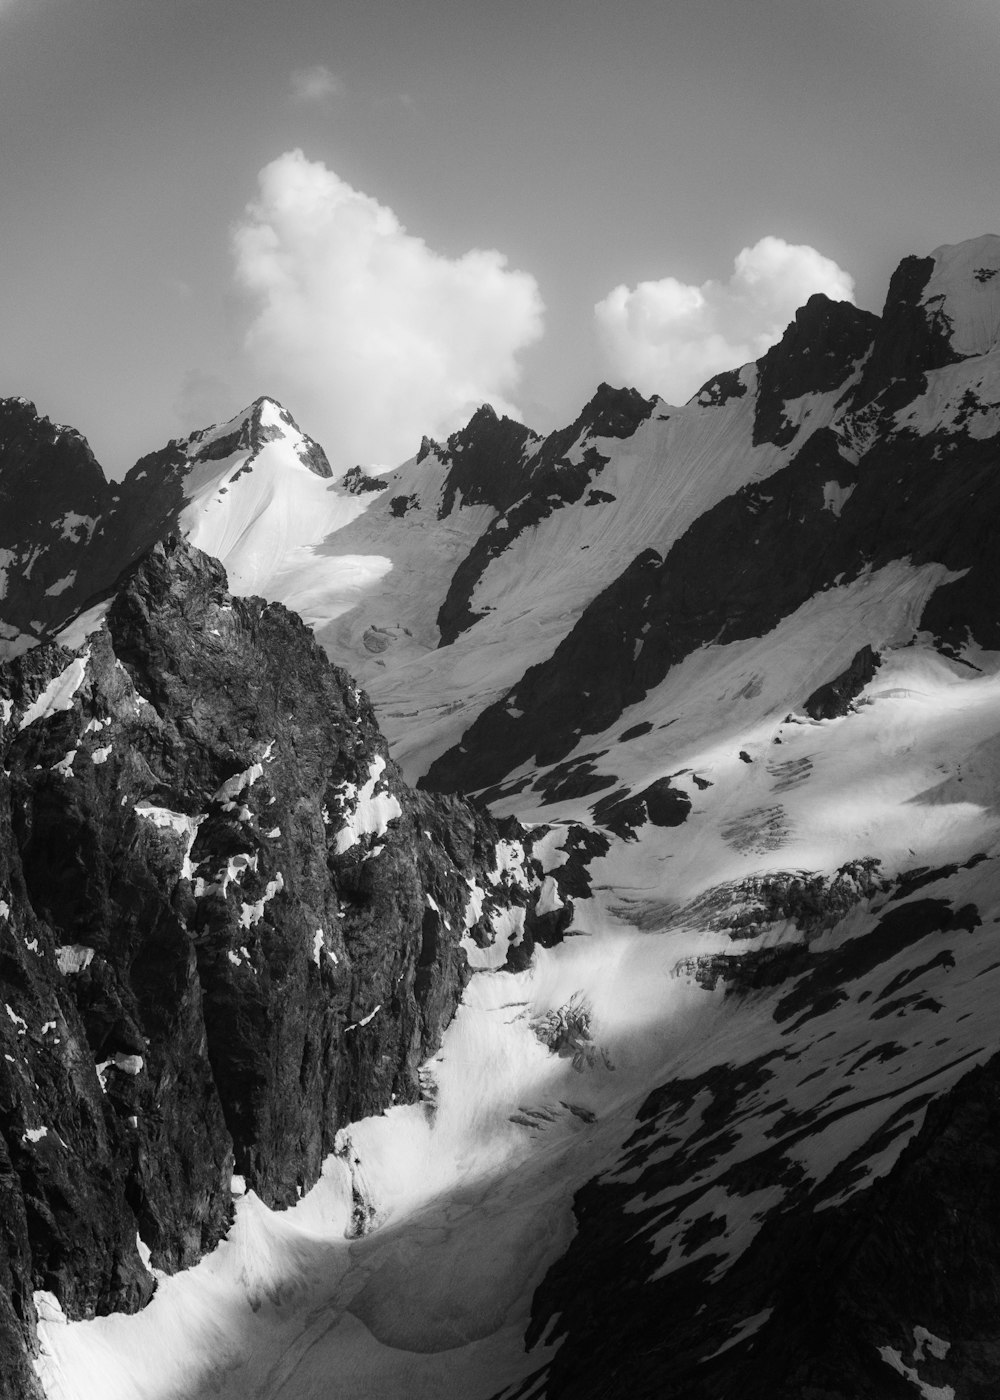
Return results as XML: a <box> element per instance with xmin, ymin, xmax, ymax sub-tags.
<box><xmin>0</xmin><ymin>538</ymin><xmax>576</xmax><ymax>1397</ymax></box>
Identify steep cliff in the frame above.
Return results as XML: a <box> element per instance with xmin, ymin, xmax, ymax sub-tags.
<box><xmin>0</xmin><ymin>538</ymin><xmax>567</xmax><ymax>1391</ymax></box>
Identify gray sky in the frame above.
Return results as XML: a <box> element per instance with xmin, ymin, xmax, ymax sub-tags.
<box><xmin>1</xmin><ymin>0</ymin><xmax>998</xmax><ymax>475</ymax></box>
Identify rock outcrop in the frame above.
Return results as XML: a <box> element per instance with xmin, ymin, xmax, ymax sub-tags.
<box><xmin>0</xmin><ymin>538</ymin><xmax>565</xmax><ymax>1390</ymax></box>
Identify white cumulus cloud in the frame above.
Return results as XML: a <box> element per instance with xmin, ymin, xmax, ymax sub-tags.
<box><xmin>232</xmin><ymin>150</ymin><xmax>545</xmax><ymax>468</ymax></box>
<box><xmin>594</xmin><ymin>236</ymin><xmax>856</xmax><ymax>403</ymax></box>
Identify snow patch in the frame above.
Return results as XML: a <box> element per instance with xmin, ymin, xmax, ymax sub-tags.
<box><xmin>195</xmin><ymin>852</ymin><xmax>258</xmax><ymax>899</ymax></box>
<box><xmin>59</xmin><ymin>512</ymin><xmax>96</xmax><ymax>543</ymax></box>
<box><xmin>822</xmin><ymin>480</ymin><xmax>855</xmax><ymax>517</ymax></box>
<box><xmin>462</xmin><ymin>904</ymin><xmax>526</xmax><ymax>971</ymax></box>
<box><xmin>18</xmin><ymin>651</ymin><xmax>89</xmax><ymax>731</ymax></box>
<box><xmin>332</xmin><ymin>755</ymin><xmax>403</xmax><ymax>854</ymax></box>
<box><xmin>44</xmin><ymin>571</ymin><xmax>77</xmax><ymax>598</ymax></box>
<box><xmin>346</xmin><ymin>1005</ymin><xmax>382</xmax><ymax>1032</ymax></box>
<box><xmin>923</xmin><ymin>235</ymin><xmax>1000</xmax><ymax>356</ymax></box>
<box><xmin>4</xmin><ymin>1004</ymin><xmax>26</xmax><ymax>1033</ymax></box>
<box><xmin>136</xmin><ymin>1235</ymin><xmax>153</xmax><ymax>1274</ymax></box>
<box><xmin>55</xmin><ymin>601</ymin><xmax>112</xmax><ymax>650</ymax></box>
<box><xmin>913</xmin><ymin>1327</ymin><xmax>951</xmax><ymax>1362</ymax></box>
<box><xmin>214</xmin><ymin>760</ymin><xmax>267</xmax><ymax>807</ymax></box>
<box><xmin>57</xmin><ymin>945</ymin><xmax>95</xmax><ymax>975</ymax></box>
<box><xmin>134</xmin><ymin>804</ymin><xmax>205</xmax><ymax>880</ymax></box>
<box><xmin>878</xmin><ymin>1344</ymin><xmax>955</xmax><ymax>1400</ymax></box>
<box><xmin>238</xmin><ymin>873</ymin><xmax>285</xmax><ymax>929</ymax></box>
<box><xmin>535</xmin><ymin>876</ymin><xmax>564</xmax><ymax>916</ymax></box>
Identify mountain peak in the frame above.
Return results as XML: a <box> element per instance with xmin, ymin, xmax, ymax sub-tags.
<box><xmin>435</xmin><ymin>404</ymin><xmax>539</xmax><ymax>517</ymax></box>
<box><xmin>752</xmin><ymin>294</ymin><xmax>880</xmax><ymax>446</ymax></box>
<box><xmin>576</xmin><ymin>382</ymin><xmax>657</xmax><ymax>440</ymax></box>
<box><xmin>175</xmin><ymin>397</ymin><xmax>331</xmax><ymax>479</ymax></box>
<box><xmin>921</xmin><ymin>234</ymin><xmax>1000</xmax><ymax>357</ymax></box>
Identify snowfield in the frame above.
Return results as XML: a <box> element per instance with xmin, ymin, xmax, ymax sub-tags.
<box><xmin>36</xmin><ymin>628</ymin><xmax>1000</xmax><ymax>1397</ymax></box>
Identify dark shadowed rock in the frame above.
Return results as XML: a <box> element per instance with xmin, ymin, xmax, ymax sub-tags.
<box><xmin>753</xmin><ymin>295</ymin><xmax>880</xmax><ymax>447</ymax></box>
<box><xmin>803</xmin><ymin>643</ymin><xmax>881</xmax><ymax>719</ymax></box>
<box><xmin>0</xmin><ymin>537</ymin><xmax>571</xmax><ymax>1389</ymax></box>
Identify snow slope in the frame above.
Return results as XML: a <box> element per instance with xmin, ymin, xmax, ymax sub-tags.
<box><xmin>36</xmin><ymin>623</ymin><xmax>1000</xmax><ymax>1396</ymax></box>
<box><xmin>175</xmin><ymin>399</ymin><xmax>388</xmax><ymax>629</ymax></box>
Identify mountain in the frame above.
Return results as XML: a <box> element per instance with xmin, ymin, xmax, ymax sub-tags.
<box><xmin>2</xmin><ymin>234</ymin><xmax>1000</xmax><ymax>1398</ymax></box>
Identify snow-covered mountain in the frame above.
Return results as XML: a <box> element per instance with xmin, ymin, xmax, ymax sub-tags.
<box><xmin>3</xmin><ymin>234</ymin><xmax>1000</xmax><ymax>1399</ymax></box>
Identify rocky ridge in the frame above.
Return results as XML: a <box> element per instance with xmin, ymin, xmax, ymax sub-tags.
<box><xmin>424</xmin><ymin>241</ymin><xmax>1000</xmax><ymax>797</ymax></box>
<box><xmin>0</xmin><ymin>538</ymin><xmax>577</xmax><ymax>1394</ymax></box>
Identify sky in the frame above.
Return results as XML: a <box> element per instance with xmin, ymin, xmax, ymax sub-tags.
<box><xmin>0</xmin><ymin>0</ymin><xmax>998</xmax><ymax>477</ymax></box>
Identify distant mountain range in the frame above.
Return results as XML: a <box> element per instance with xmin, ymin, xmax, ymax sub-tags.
<box><xmin>2</xmin><ymin>234</ymin><xmax>1000</xmax><ymax>1399</ymax></box>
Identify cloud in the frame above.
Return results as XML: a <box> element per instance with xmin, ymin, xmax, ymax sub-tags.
<box><xmin>232</xmin><ymin>150</ymin><xmax>545</xmax><ymax>468</ymax></box>
<box><xmin>290</xmin><ymin>65</ymin><xmax>342</xmax><ymax>103</ymax></box>
<box><xmin>594</xmin><ymin>237</ymin><xmax>856</xmax><ymax>403</ymax></box>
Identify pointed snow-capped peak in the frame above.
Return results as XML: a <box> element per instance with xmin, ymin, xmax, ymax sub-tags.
<box><xmin>178</xmin><ymin>396</ymin><xmax>332</xmax><ymax>480</ymax></box>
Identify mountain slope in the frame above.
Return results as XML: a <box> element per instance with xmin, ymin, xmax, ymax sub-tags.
<box><xmin>4</xmin><ymin>234</ymin><xmax>1000</xmax><ymax>1400</ymax></box>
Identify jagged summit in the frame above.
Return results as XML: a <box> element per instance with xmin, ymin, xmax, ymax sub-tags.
<box><xmin>127</xmin><ymin>394</ymin><xmax>331</xmax><ymax>488</ymax></box>
<box><xmin>752</xmin><ymin>295</ymin><xmax>880</xmax><ymax>447</ymax></box>
<box><xmin>182</xmin><ymin>395</ymin><xmax>332</xmax><ymax>479</ymax></box>
<box><xmin>573</xmin><ymin>381</ymin><xmax>657</xmax><ymax>439</ymax></box>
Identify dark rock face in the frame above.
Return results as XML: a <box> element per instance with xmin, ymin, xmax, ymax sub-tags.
<box><xmin>389</xmin><ymin>493</ymin><xmax>419</xmax><ymax>517</ymax></box>
<box><xmin>0</xmin><ymin>399</ymin><xmax>113</xmax><ymax>647</ymax></box>
<box><xmin>0</xmin><ymin>396</ymin><xmax>332</xmax><ymax>659</ymax></box>
<box><xmin>0</xmin><ymin>538</ymin><xmax>565</xmax><ymax>1390</ymax></box>
<box><xmin>0</xmin><ymin>400</ymin><xmax>107</xmax><ymax>545</ymax></box>
<box><xmin>434</xmin><ymin>404</ymin><xmax>540</xmax><ymax>520</ymax></box>
<box><xmin>341</xmin><ymin>466</ymin><xmax>385</xmax><ymax>495</ymax></box>
<box><xmin>675</xmin><ymin>858</ymin><xmax>885</xmax><ymax>948</ymax></box>
<box><xmin>504</xmin><ymin>1045</ymin><xmax>1000</xmax><ymax>1400</ymax></box>
<box><xmin>425</xmin><ymin>400</ymin><xmax>1000</xmax><ymax>793</ymax></box>
<box><xmin>850</xmin><ymin>255</ymin><xmax>962</xmax><ymax>417</ymax></box>
<box><xmin>591</xmin><ymin>776</ymin><xmax>691</xmax><ymax>840</ymax></box>
<box><xmin>803</xmin><ymin>643</ymin><xmax>881</xmax><ymax>720</ymax></box>
<box><xmin>435</xmin><ymin>386</ymin><xmax>655</xmax><ymax>646</ymax></box>
<box><xmin>690</xmin><ymin>366</ymin><xmax>748</xmax><ymax>407</ymax></box>
<box><xmin>753</xmin><ymin>295</ymin><xmax>880</xmax><ymax>447</ymax></box>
